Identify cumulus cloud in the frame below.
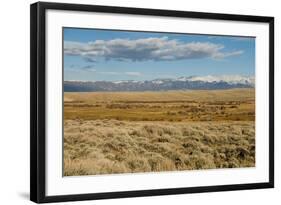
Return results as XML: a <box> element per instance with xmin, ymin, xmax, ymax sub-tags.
<box><xmin>211</xmin><ymin>50</ymin><xmax>244</xmax><ymax>59</ymax></box>
<box><xmin>64</xmin><ymin>37</ymin><xmax>243</xmax><ymax>62</ymax></box>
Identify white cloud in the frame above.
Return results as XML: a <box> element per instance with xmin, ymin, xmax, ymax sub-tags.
<box><xmin>99</xmin><ymin>71</ymin><xmax>119</xmax><ymax>75</ymax></box>
<box><xmin>233</xmin><ymin>37</ymin><xmax>254</xmax><ymax>41</ymax></box>
<box><xmin>125</xmin><ymin>72</ymin><xmax>142</xmax><ymax>76</ymax></box>
<box><xmin>211</xmin><ymin>50</ymin><xmax>244</xmax><ymax>59</ymax></box>
<box><xmin>98</xmin><ymin>71</ymin><xmax>143</xmax><ymax>76</ymax></box>
<box><xmin>64</xmin><ymin>37</ymin><xmax>243</xmax><ymax>62</ymax></box>
<box><xmin>85</xmin><ymin>68</ymin><xmax>96</xmax><ymax>72</ymax></box>
<box><xmin>81</xmin><ymin>65</ymin><xmax>95</xmax><ymax>70</ymax></box>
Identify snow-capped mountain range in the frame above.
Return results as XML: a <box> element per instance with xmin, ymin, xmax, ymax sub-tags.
<box><xmin>64</xmin><ymin>75</ymin><xmax>255</xmax><ymax>92</ymax></box>
<box><xmin>178</xmin><ymin>75</ymin><xmax>254</xmax><ymax>85</ymax></box>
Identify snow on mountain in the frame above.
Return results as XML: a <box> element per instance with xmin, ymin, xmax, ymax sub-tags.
<box><xmin>113</xmin><ymin>80</ymin><xmax>142</xmax><ymax>84</ymax></box>
<box><xmin>64</xmin><ymin>75</ymin><xmax>255</xmax><ymax>92</ymax></box>
<box><xmin>181</xmin><ymin>75</ymin><xmax>255</xmax><ymax>86</ymax></box>
<box><xmin>151</xmin><ymin>80</ymin><xmax>164</xmax><ymax>84</ymax></box>
<box><xmin>110</xmin><ymin>75</ymin><xmax>254</xmax><ymax>86</ymax></box>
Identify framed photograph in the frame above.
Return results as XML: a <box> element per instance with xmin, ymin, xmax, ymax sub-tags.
<box><xmin>30</xmin><ymin>2</ymin><xmax>274</xmax><ymax>203</ymax></box>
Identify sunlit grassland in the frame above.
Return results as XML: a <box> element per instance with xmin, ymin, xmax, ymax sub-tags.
<box><xmin>64</xmin><ymin>88</ymin><xmax>255</xmax><ymax>122</ymax></box>
<box><xmin>64</xmin><ymin>88</ymin><xmax>255</xmax><ymax>176</ymax></box>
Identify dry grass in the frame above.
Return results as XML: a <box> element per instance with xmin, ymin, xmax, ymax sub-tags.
<box><xmin>64</xmin><ymin>89</ymin><xmax>255</xmax><ymax>122</ymax></box>
<box><xmin>63</xmin><ymin>89</ymin><xmax>255</xmax><ymax>176</ymax></box>
<box><xmin>64</xmin><ymin>120</ymin><xmax>255</xmax><ymax>176</ymax></box>
<box><xmin>64</xmin><ymin>88</ymin><xmax>254</xmax><ymax>103</ymax></box>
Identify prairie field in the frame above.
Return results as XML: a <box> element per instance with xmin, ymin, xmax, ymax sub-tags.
<box><xmin>64</xmin><ymin>88</ymin><xmax>255</xmax><ymax>176</ymax></box>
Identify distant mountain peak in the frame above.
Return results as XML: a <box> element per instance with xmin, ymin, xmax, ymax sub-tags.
<box><xmin>64</xmin><ymin>74</ymin><xmax>255</xmax><ymax>92</ymax></box>
<box><xmin>185</xmin><ymin>75</ymin><xmax>255</xmax><ymax>86</ymax></box>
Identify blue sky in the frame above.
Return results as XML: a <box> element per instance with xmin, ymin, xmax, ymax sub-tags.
<box><xmin>64</xmin><ymin>28</ymin><xmax>255</xmax><ymax>81</ymax></box>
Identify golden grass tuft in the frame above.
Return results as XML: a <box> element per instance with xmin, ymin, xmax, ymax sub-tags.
<box><xmin>64</xmin><ymin>120</ymin><xmax>255</xmax><ymax>175</ymax></box>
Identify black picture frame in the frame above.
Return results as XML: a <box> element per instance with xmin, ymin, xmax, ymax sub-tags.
<box><xmin>30</xmin><ymin>2</ymin><xmax>274</xmax><ymax>203</ymax></box>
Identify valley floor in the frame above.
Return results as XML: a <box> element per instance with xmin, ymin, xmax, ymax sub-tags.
<box><xmin>63</xmin><ymin>89</ymin><xmax>255</xmax><ymax>176</ymax></box>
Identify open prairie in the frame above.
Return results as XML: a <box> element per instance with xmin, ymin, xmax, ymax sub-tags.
<box><xmin>64</xmin><ymin>88</ymin><xmax>255</xmax><ymax>176</ymax></box>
